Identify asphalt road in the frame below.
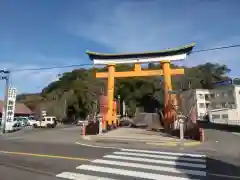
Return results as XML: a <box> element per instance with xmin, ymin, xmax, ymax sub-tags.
<box><xmin>0</xmin><ymin>139</ymin><xmax>240</xmax><ymax>180</ymax></box>
<box><xmin>0</xmin><ymin>140</ymin><xmax>115</xmax><ymax>180</ymax></box>
<box><xmin>0</xmin><ymin>125</ymin><xmax>240</xmax><ymax>180</ymax></box>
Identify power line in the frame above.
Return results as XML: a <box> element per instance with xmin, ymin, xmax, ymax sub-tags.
<box><xmin>191</xmin><ymin>44</ymin><xmax>240</xmax><ymax>53</ymax></box>
<box><xmin>11</xmin><ymin>63</ymin><xmax>92</xmax><ymax>73</ymax></box>
<box><xmin>7</xmin><ymin>44</ymin><xmax>240</xmax><ymax>73</ymax></box>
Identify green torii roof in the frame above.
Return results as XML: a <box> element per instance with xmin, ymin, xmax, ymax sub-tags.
<box><xmin>86</xmin><ymin>43</ymin><xmax>196</xmax><ymax>60</ymax></box>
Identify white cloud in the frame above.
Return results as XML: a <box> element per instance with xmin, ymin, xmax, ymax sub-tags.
<box><xmin>63</xmin><ymin>0</ymin><xmax>240</xmax><ymax>75</ymax></box>
<box><xmin>63</xmin><ymin>1</ymin><xmax>199</xmax><ymax>53</ymax></box>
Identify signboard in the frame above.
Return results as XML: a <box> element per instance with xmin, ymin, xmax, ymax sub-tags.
<box><xmin>4</xmin><ymin>88</ymin><xmax>17</xmax><ymax>131</ymax></box>
<box><xmin>213</xmin><ymin>79</ymin><xmax>233</xmax><ymax>86</ymax></box>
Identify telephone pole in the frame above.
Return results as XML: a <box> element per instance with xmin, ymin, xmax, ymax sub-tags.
<box><xmin>0</xmin><ymin>70</ymin><xmax>10</xmax><ymax>134</ymax></box>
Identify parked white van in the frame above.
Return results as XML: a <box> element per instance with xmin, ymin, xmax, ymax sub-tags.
<box><xmin>35</xmin><ymin>116</ymin><xmax>57</xmax><ymax>128</ymax></box>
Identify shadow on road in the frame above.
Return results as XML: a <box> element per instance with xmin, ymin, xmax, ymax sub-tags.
<box><xmin>198</xmin><ymin>121</ymin><xmax>240</xmax><ymax>133</ymax></box>
<box><xmin>175</xmin><ymin>154</ymin><xmax>240</xmax><ymax>180</ymax></box>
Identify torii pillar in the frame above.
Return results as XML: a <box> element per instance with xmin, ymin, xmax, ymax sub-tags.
<box><xmin>107</xmin><ymin>64</ymin><xmax>115</xmax><ymax>128</ymax></box>
<box><xmin>162</xmin><ymin>60</ymin><xmax>173</xmax><ymax>131</ymax></box>
<box><xmin>86</xmin><ymin>43</ymin><xmax>195</xmax><ymax>131</ymax></box>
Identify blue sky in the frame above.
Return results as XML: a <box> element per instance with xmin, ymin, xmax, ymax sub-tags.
<box><xmin>0</xmin><ymin>0</ymin><xmax>240</xmax><ymax>99</ymax></box>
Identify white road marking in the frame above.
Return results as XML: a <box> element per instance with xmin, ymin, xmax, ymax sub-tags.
<box><xmin>56</xmin><ymin>172</ymin><xmax>117</xmax><ymax>180</ymax></box>
<box><xmin>77</xmin><ymin>165</ymin><xmax>194</xmax><ymax>180</ymax></box>
<box><xmin>121</xmin><ymin>148</ymin><xmax>206</xmax><ymax>158</ymax></box>
<box><xmin>104</xmin><ymin>155</ymin><xmax>206</xmax><ymax>168</ymax></box>
<box><xmin>114</xmin><ymin>151</ymin><xmax>206</xmax><ymax>163</ymax></box>
<box><xmin>75</xmin><ymin>142</ymin><xmax>119</xmax><ymax>149</ymax></box>
<box><xmin>91</xmin><ymin>159</ymin><xmax>206</xmax><ymax>176</ymax></box>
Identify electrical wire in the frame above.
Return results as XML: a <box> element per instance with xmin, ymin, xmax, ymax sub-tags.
<box><xmin>191</xmin><ymin>44</ymin><xmax>240</xmax><ymax>53</ymax></box>
<box><xmin>10</xmin><ymin>63</ymin><xmax>93</xmax><ymax>73</ymax></box>
<box><xmin>6</xmin><ymin>44</ymin><xmax>240</xmax><ymax>73</ymax></box>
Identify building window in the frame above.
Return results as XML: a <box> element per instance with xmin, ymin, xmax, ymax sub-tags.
<box><xmin>198</xmin><ymin>94</ymin><xmax>205</xmax><ymax>99</ymax></box>
<box><xmin>222</xmin><ymin>92</ymin><xmax>228</xmax><ymax>97</ymax></box>
<box><xmin>199</xmin><ymin>103</ymin><xmax>205</xmax><ymax>108</ymax></box>
<box><xmin>231</xmin><ymin>104</ymin><xmax>237</xmax><ymax>108</ymax></box>
<box><xmin>222</xmin><ymin>103</ymin><xmax>227</xmax><ymax>108</ymax></box>
<box><xmin>222</xmin><ymin>114</ymin><xmax>228</xmax><ymax>119</ymax></box>
<box><xmin>206</xmin><ymin>103</ymin><xmax>210</xmax><ymax>109</ymax></box>
<box><xmin>210</xmin><ymin>93</ymin><xmax>215</xmax><ymax>98</ymax></box>
<box><xmin>212</xmin><ymin>114</ymin><xmax>220</xmax><ymax>119</ymax></box>
<box><xmin>205</xmin><ymin>94</ymin><xmax>210</xmax><ymax>100</ymax></box>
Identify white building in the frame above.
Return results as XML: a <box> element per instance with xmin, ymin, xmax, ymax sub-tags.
<box><xmin>180</xmin><ymin>85</ymin><xmax>240</xmax><ymax>125</ymax></box>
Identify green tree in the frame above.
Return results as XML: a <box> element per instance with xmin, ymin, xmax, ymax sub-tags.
<box><xmin>17</xmin><ymin>62</ymin><xmax>231</xmax><ymax>119</ymax></box>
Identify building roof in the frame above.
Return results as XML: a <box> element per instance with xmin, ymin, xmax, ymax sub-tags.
<box><xmin>86</xmin><ymin>43</ymin><xmax>196</xmax><ymax>60</ymax></box>
<box><xmin>0</xmin><ymin>100</ymin><xmax>32</xmax><ymax>115</ymax></box>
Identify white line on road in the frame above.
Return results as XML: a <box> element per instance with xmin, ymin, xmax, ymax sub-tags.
<box><xmin>104</xmin><ymin>155</ymin><xmax>206</xmax><ymax>168</ymax></box>
<box><xmin>113</xmin><ymin>151</ymin><xmax>206</xmax><ymax>163</ymax></box>
<box><xmin>77</xmin><ymin>165</ymin><xmax>194</xmax><ymax>180</ymax></box>
<box><xmin>75</xmin><ymin>142</ymin><xmax>120</xmax><ymax>149</ymax></box>
<box><xmin>121</xmin><ymin>148</ymin><xmax>206</xmax><ymax>158</ymax></box>
<box><xmin>91</xmin><ymin>159</ymin><xmax>206</xmax><ymax>176</ymax></box>
<box><xmin>56</xmin><ymin>172</ymin><xmax>117</xmax><ymax>180</ymax></box>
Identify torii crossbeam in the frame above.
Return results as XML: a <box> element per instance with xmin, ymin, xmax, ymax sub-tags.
<box><xmin>86</xmin><ymin>43</ymin><xmax>195</xmax><ymax>131</ymax></box>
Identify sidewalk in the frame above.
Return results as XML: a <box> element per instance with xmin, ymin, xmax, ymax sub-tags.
<box><xmin>81</xmin><ymin>127</ymin><xmax>202</xmax><ymax>147</ymax></box>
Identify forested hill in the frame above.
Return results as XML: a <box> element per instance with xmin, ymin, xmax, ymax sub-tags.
<box><xmin>17</xmin><ymin>62</ymin><xmax>232</xmax><ymax>119</ymax></box>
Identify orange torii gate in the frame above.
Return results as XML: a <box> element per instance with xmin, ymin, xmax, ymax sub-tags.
<box><xmin>86</xmin><ymin>43</ymin><xmax>195</xmax><ymax>131</ymax></box>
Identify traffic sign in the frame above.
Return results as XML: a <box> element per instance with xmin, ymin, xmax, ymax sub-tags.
<box><xmin>213</xmin><ymin>79</ymin><xmax>233</xmax><ymax>86</ymax></box>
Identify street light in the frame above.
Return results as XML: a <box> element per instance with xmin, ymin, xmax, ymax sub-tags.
<box><xmin>0</xmin><ymin>70</ymin><xmax>10</xmax><ymax>134</ymax></box>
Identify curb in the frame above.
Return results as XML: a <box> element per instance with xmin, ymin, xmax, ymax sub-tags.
<box><xmin>81</xmin><ymin>136</ymin><xmax>178</xmax><ymax>143</ymax></box>
<box><xmin>80</xmin><ymin>136</ymin><xmax>202</xmax><ymax>147</ymax></box>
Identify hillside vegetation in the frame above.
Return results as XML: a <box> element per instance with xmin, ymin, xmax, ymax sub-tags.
<box><xmin>17</xmin><ymin>62</ymin><xmax>233</xmax><ymax>120</ymax></box>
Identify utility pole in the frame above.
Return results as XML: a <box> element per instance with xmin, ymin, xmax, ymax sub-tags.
<box><xmin>0</xmin><ymin>70</ymin><xmax>10</xmax><ymax>134</ymax></box>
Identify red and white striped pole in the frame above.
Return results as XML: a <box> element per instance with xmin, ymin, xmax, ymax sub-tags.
<box><xmin>82</xmin><ymin>123</ymin><xmax>86</xmax><ymax>136</ymax></box>
<box><xmin>199</xmin><ymin>128</ymin><xmax>205</xmax><ymax>141</ymax></box>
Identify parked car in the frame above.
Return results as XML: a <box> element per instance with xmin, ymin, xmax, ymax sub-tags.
<box><xmin>35</xmin><ymin>116</ymin><xmax>57</xmax><ymax>128</ymax></box>
<box><xmin>17</xmin><ymin>117</ymin><xmax>28</xmax><ymax>127</ymax></box>
<box><xmin>12</xmin><ymin>117</ymin><xmax>22</xmax><ymax>130</ymax></box>
<box><xmin>26</xmin><ymin>116</ymin><xmax>38</xmax><ymax>127</ymax></box>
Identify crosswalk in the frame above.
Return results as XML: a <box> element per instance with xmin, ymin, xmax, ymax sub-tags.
<box><xmin>56</xmin><ymin>148</ymin><xmax>207</xmax><ymax>180</ymax></box>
